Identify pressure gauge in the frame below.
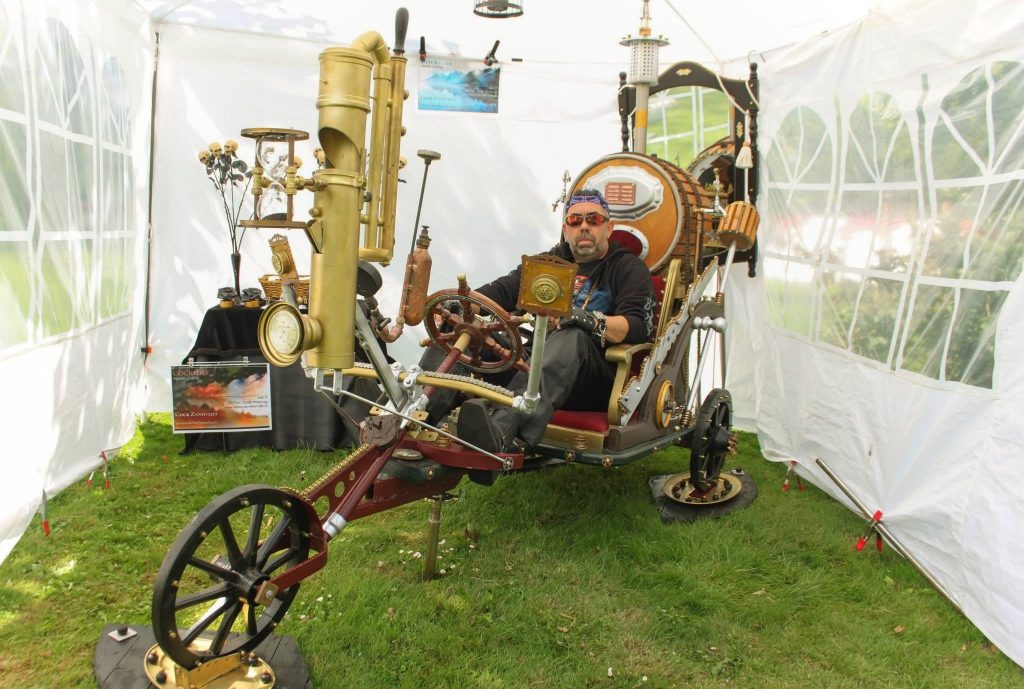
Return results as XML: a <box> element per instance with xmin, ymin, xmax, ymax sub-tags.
<box><xmin>257</xmin><ymin>301</ymin><xmax>320</xmax><ymax>366</ymax></box>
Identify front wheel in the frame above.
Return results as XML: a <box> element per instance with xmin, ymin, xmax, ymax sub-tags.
<box><xmin>689</xmin><ymin>389</ymin><xmax>733</xmax><ymax>492</ymax></box>
<box><xmin>151</xmin><ymin>484</ymin><xmax>311</xmax><ymax>668</ymax></box>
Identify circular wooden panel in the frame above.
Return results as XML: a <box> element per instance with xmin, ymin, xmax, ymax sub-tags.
<box><xmin>571</xmin><ymin>153</ymin><xmax>711</xmax><ymax>282</ymax></box>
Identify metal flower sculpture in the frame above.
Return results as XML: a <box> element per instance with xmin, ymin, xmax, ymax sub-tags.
<box><xmin>198</xmin><ymin>139</ymin><xmax>252</xmax><ymax>301</ymax></box>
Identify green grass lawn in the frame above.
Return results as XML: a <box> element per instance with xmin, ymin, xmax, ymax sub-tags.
<box><xmin>0</xmin><ymin>414</ymin><xmax>1020</xmax><ymax>688</ymax></box>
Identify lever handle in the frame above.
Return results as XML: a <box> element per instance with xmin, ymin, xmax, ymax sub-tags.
<box><xmin>394</xmin><ymin>8</ymin><xmax>409</xmax><ymax>54</ymax></box>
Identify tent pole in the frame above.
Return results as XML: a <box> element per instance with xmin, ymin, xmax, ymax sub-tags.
<box><xmin>141</xmin><ymin>31</ymin><xmax>160</xmax><ymax>362</ymax></box>
<box><xmin>814</xmin><ymin>457</ymin><xmax>963</xmax><ymax>615</ymax></box>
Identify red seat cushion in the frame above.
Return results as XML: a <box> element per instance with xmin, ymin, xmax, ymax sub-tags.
<box><xmin>550</xmin><ymin>410</ymin><xmax>609</xmax><ymax>433</ymax></box>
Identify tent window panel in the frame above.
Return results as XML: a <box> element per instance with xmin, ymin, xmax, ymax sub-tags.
<box><xmin>766</xmin><ymin>106</ymin><xmax>833</xmax><ymax>184</ymax></box>
<box><xmin>0</xmin><ymin>121</ymin><xmax>31</xmax><ymax>231</ymax></box>
<box><xmin>944</xmin><ymin>287</ymin><xmax>1005</xmax><ymax>388</ymax></box>
<box><xmin>39</xmin><ymin>239</ymin><xmax>93</xmax><ymax>337</ymax></box>
<box><xmin>817</xmin><ymin>269</ymin><xmax>860</xmax><ymax>349</ymax></box>
<box><xmin>763</xmin><ymin>187</ymin><xmax>830</xmax><ymax>259</ymax></box>
<box><xmin>873</xmin><ymin>190</ymin><xmax>919</xmax><ymax>273</ymax></box>
<box><xmin>0</xmin><ymin>241</ymin><xmax>31</xmax><ymax>348</ymax></box>
<box><xmin>0</xmin><ymin>4</ymin><xmax>25</xmax><ymax>112</ymax></box>
<box><xmin>989</xmin><ymin>62</ymin><xmax>1024</xmax><ymax>173</ymax></box>
<box><xmin>101</xmin><ymin>150</ymin><xmax>126</xmax><ymax>232</ymax></box>
<box><xmin>100</xmin><ymin>58</ymin><xmax>129</xmax><ymax>146</ymax></box>
<box><xmin>39</xmin><ymin>132</ymin><xmax>94</xmax><ymax>233</ymax></box>
<box><xmin>927</xmin><ymin>186</ymin><xmax>983</xmax><ymax>279</ymax></box>
<box><xmin>764</xmin><ymin>256</ymin><xmax>814</xmax><ymax>336</ymax></box>
<box><xmin>933</xmin><ymin>66</ymin><xmax>993</xmax><ymax>178</ymax></box>
<box><xmin>833</xmin><ymin>190</ymin><xmax>920</xmax><ymax>273</ymax></box>
<box><xmin>850</xmin><ymin>277</ymin><xmax>902</xmax><ymax>364</ymax></box>
<box><xmin>962</xmin><ymin>180</ymin><xmax>1024</xmax><ymax>283</ymax></box>
<box><xmin>100</xmin><ymin>237</ymin><xmax>131</xmax><ymax>318</ymax></box>
<box><xmin>831</xmin><ymin>190</ymin><xmax>881</xmax><ymax>270</ymax></box>
<box><xmin>846</xmin><ymin>92</ymin><xmax>916</xmax><ymax>184</ymax></box>
<box><xmin>901</xmin><ymin>283</ymin><xmax>954</xmax><ymax>380</ymax></box>
<box><xmin>35</xmin><ymin>19</ymin><xmax>92</xmax><ymax>135</ymax></box>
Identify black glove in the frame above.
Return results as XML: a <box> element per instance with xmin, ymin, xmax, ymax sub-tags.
<box><xmin>560</xmin><ymin>307</ymin><xmax>599</xmax><ymax>333</ymax></box>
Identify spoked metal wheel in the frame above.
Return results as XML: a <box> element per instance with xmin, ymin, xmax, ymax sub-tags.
<box><xmin>152</xmin><ymin>484</ymin><xmax>310</xmax><ymax>668</ymax></box>
<box><xmin>689</xmin><ymin>389</ymin><xmax>734</xmax><ymax>492</ymax></box>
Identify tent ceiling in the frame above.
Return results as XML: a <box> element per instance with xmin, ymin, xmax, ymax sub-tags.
<box><xmin>133</xmin><ymin>0</ymin><xmax>882</xmax><ymax>67</ymax></box>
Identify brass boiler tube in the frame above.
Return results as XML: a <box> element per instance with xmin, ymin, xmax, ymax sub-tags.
<box><xmin>378</xmin><ymin>51</ymin><xmax>408</xmax><ymax>261</ymax></box>
<box><xmin>310</xmin><ymin>41</ymin><xmax>378</xmax><ymax>370</ymax></box>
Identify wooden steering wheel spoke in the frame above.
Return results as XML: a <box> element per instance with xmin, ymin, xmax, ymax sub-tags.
<box><xmin>423</xmin><ymin>287</ymin><xmax>528</xmax><ymax>375</ymax></box>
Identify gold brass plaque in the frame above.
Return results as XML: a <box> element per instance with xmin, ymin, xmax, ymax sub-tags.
<box><xmin>516</xmin><ymin>254</ymin><xmax>576</xmax><ymax>318</ymax></box>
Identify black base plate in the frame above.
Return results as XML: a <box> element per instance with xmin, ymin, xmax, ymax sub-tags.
<box><xmin>94</xmin><ymin>624</ymin><xmax>312</xmax><ymax>689</ymax></box>
<box><xmin>649</xmin><ymin>469</ymin><xmax>758</xmax><ymax>523</ymax></box>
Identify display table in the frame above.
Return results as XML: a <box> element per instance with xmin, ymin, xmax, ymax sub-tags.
<box><xmin>180</xmin><ymin>305</ymin><xmax>378</xmax><ymax>453</ymax></box>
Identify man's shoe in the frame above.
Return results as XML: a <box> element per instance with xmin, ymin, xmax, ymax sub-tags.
<box><xmin>457</xmin><ymin>398</ymin><xmax>519</xmax><ymax>454</ymax></box>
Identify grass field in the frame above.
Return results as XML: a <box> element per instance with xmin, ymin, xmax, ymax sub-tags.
<box><xmin>0</xmin><ymin>414</ymin><xmax>1021</xmax><ymax>688</ymax></box>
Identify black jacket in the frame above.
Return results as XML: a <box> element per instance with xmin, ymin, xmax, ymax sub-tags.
<box><xmin>476</xmin><ymin>241</ymin><xmax>656</xmax><ymax>345</ymax></box>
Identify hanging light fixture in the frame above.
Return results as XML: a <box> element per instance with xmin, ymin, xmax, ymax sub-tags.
<box><xmin>473</xmin><ymin>1</ymin><xmax>523</xmax><ymax>19</ymax></box>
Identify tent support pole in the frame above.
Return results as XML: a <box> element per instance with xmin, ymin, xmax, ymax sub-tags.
<box><xmin>814</xmin><ymin>457</ymin><xmax>963</xmax><ymax>616</ymax></box>
<box><xmin>141</xmin><ymin>31</ymin><xmax>160</xmax><ymax>362</ymax></box>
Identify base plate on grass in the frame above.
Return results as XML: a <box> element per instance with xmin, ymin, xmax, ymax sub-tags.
<box><xmin>649</xmin><ymin>469</ymin><xmax>758</xmax><ymax>523</ymax></box>
<box><xmin>94</xmin><ymin>624</ymin><xmax>312</xmax><ymax>689</ymax></box>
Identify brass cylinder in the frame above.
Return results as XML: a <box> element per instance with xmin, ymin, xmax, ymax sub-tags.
<box><xmin>309</xmin><ymin>47</ymin><xmax>374</xmax><ymax>370</ymax></box>
<box><xmin>305</xmin><ymin>29</ymin><xmax>407</xmax><ymax>369</ymax></box>
<box><xmin>307</xmin><ymin>170</ymin><xmax>363</xmax><ymax>369</ymax></box>
<box><xmin>379</xmin><ymin>54</ymin><xmax>408</xmax><ymax>263</ymax></box>
<box><xmin>363</xmin><ymin>61</ymin><xmax>393</xmax><ymax>257</ymax></box>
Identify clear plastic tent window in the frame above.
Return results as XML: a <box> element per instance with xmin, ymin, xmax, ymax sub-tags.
<box><xmin>0</xmin><ymin>14</ymin><xmax>135</xmax><ymax>351</ymax></box>
<box><xmin>763</xmin><ymin>62</ymin><xmax>1024</xmax><ymax>388</ymax></box>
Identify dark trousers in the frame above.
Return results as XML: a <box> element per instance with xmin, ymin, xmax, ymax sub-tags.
<box><xmin>420</xmin><ymin>326</ymin><xmax>615</xmax><ymax>446</ymax></box>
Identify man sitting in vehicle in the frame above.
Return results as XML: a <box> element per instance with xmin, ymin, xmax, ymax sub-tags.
<box><xmin>426</xmin><ymin>188</ymin><xmax>656</xmax><ymax>453</ymax></box>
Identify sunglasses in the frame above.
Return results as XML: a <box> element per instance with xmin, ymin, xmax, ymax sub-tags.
<box><xmin>564</xmin><ymin>212</ymin><xmax>609</xmax><ymax>227</ymax></box>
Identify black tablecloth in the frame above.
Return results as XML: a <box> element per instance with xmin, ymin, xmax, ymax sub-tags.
<box><xmin>180</xmin><ymin>306</ymin><xmax>375</xmax><ymax>453</ymax></box>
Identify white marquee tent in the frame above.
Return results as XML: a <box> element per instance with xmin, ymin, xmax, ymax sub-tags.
<box><xmin>2</xmin><ymin>0</ymin><xmax>1023</xmax><ymax>670</ymax></box>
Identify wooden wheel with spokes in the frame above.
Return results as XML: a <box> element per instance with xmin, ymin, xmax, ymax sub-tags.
<box><xmin>151</xmin><ymin>484</ymin><xmax>310</xmax><ymax>668</ymax></box>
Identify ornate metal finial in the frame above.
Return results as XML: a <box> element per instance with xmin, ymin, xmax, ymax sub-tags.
<box><xmin>640</xmin><ymin>0</ymin><xmax>652</xmax><ymax>37</ymax></box>
<box><xmin>551</xmin><ymin>170</ymin><xmax>572</xmax><ymax>212</ymax></box>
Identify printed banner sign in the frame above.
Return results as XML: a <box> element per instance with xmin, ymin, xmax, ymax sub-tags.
<box><xmin>171</xmin><ymin>362</ymin><xmax>272</xmax><ymax>433</ymax></box>
<box><xmin>418</xmin><ymin>57</ymin><xmax>500</xmax><ymax>113</ymax></box>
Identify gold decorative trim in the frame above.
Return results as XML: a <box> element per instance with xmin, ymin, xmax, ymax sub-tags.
<box><xmin>540</xmin><ymin>425</ymin><xmax>605</xmax><ymax>453</ymax></box>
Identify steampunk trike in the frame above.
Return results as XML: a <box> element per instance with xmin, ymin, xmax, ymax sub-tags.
<box><xmin>146</xmin><ymin>8</ymin><xmax>761</xmax><ymax>685</ymax></box>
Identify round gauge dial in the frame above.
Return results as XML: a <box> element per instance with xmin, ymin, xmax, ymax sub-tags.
<box><xmin>258</xmin><ymin>302</ymin><xmax>309</xmax><ymax>366</ymax></box>
<box><xmin>267</xmin><ymin>309</ymin><xmax>301</xmax><ymax>354</ymax></box>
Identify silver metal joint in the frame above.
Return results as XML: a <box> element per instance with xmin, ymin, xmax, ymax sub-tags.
<box><xmin>711</xmin><ymin>317</ymin><xmax>727</xmax><ymax>333</ymax></box>
<box><xmin>402</xmin><ymin>364</ymin><xmax>422</xmax><ymax>389</ymax></box>
<box><xmin>513</xmin><ymin>394</ymin><xmax>536</xmax><ymax>414</ymax></box>
<box><xmin>314</xmin><ymin>368</ymin><xmax>345</xmax><ymax>395</ymax></box>
<box><xmin>323</xmin><ymin>512</ymin><xmax>347</xmax><ymax>540</ymax></box>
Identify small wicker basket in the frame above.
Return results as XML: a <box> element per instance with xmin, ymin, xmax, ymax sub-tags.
<box><xmin>259</xmin><ymin>274</ymin><xmax>310</xmax><ymax>305</ymax></box>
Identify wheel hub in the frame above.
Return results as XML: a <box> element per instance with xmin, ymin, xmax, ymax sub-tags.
<box><xmin>662</xmin><ymin>471</ymin><xmax>744</xmax><ymax>506</ymax></box>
